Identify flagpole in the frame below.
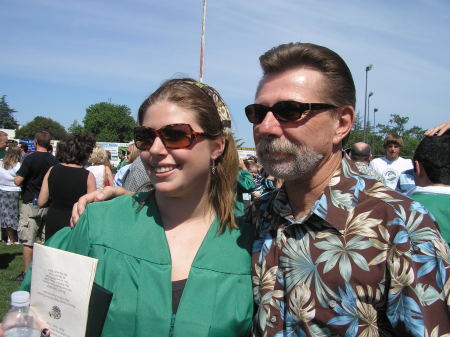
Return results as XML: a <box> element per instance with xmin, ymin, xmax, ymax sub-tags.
<box><xmin>199</xmin><ymin>0</ymin><xmax>207</xmax><ymax>82</ymax></box>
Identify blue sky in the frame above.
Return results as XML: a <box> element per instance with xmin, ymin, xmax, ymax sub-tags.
<box><xmin>2</xmin><ymin>0</ymin><xmax>449</xmax><ymax>147</ymax></box>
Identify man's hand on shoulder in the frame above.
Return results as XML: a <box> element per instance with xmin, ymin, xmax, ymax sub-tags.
<box><xmin>424</xmin><ymin>121</ymin><xmax>450</xmax><ymax>136</ymax></box>
<box><xmin>70</xmin><ymin>186</ymin><xmax>132</xmax><ymax>227</ymax></box>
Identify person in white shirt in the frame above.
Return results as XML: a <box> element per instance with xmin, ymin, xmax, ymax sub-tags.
<box><xmin>86</xmin><ymin>145</ymin><xmax>114</xmax><ymax>189</ymax></box>
<box><xmin>0</xmin><ymin>146</ymin><xmax>22</xmax><ymax>244</ymax></box>
<box><xmin>369</xmin><ymin>134</ymin><xmax>413</xmax><ymax>190</ymax></box>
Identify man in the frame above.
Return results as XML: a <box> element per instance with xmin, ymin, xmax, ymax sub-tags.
<box><xmin>369</xmin><ymin>134</ymin><xmax>413</xmax><ymax>190</ymax></box>
<box><xmin>116</xmin><ymin>149</ymin><xmax>127</xmax><ymax>171</ymax></box>
<box><xmin>0</xmin><ymin>130</ymin><xmax>8</xmax><ymax>160</ymax></box>
<box><xmin>69</xmin><ymin>43</ymin><xmax>450</xmax><ymax>336</ymax></box>
<box><xmin>121</xmin><ymin>156</ymin><xmax>152</xmax><ymax>192</ymax></box>
<box><xmin>246</xmin><ymin>158</ymin><xmax>264</xmax><ymax>199</ymax></box>
<box><xmin>13</xmin><ymin>131</ymin><xmax>58</xmax><ymax>281</ymax></box>
<box><xmin>236</xmin><ymin>157</ymin><xmax>257</xmax><ymax>212</ymax></box>
<box><xmin>408</xmin><ymin>131</ymin><xmax>450</xmax><ymax>244</ymax></box>
<box><xmin>349</xmin><ymin>142</ymin><xmax>385</xmax><ymax>184</ymax></box>
<box><xmin>247</xmin><ymin>43</ymin><xmax>449</xmax><ymax>336</ymax></box>
<box><xmin>114</xmin><ymin>143</ymin><xmax>152</xmax><ymax>192</ymax></box>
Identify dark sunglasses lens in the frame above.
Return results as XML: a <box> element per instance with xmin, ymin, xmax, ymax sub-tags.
<box><xmin>245</xmin><ymin>104</ymin><xmax>267</xmax><ymax>124</ymax></box>
<box><xmin>273</xmin><ymin>102</ymin><xmax>303</xmax><ymax>121</ymax></box>
<box><xmin>134</xmin><ymin>127</ymin><xmax>156</xmax><ymax>150</ymax></box>
<box><xmin>160</xmin><ymin>124</ymin><xmax>192</xmax><ymax>148</ymax></box>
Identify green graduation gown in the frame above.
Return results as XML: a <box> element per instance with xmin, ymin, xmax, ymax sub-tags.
<box><xmin>23</xmin><ymin>192</ymin><xmax>254</xmax><ymax>337</ymax></box>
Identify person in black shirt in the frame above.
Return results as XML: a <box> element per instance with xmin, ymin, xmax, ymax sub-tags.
<box><xmin>12</xmin><ymin>131</ymin><xmax>58</xmax><ymax>281</ymax></box>
<box><xmin>38</xmin><ymin>133</ymin><xmax>96</xmax><ymax>240</ymax></box>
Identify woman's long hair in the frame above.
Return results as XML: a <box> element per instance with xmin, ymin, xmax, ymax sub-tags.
<box><xmin>3</xmin><ymin>146</ymin><xmax>22</xmax><ymax>170</ymax></box>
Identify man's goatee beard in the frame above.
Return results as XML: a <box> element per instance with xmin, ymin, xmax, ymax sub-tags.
<box><xmin>256</xmin><ymin>137</ymin><xmax>323</xmax><ymax>181</ymax></box>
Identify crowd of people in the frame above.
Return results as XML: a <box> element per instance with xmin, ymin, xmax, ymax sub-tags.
<box><xmin>0</xmin><ymin>42</ymin><xmax>449</xmax><ymax>337</ymax></box>
<box><xmin>0</xmin><ymin>130</ymin><xmax>145</xmax><ymax>283</ymax></box>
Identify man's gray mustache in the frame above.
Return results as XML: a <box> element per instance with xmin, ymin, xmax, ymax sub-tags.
<box><xmin>256</xmin><ymin>138</ymin><xmax>299</xmax><ymax>157</ymax></box>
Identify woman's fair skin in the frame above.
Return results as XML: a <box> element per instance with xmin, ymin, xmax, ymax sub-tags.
<box><xmin>99</xmin><ymin>153</ymin><xmax>114</xmax><ymax>187</ymax></box>
<box><xmin>140</xmin><ymin>100</ymin><xmax>224</xmax><ymax>281</ymax></box>
<box><xmin>103</xmin><ymin>165</ymin><xmax>114</xmax><ymax>187</ymax></box>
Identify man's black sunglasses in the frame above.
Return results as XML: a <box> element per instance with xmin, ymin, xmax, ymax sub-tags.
<box><xmin>244</xmin><ymin>101</ymin><xmax>337</xmax><ymax>124</ymax></box>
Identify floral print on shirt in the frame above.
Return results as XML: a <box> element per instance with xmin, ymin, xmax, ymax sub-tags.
<box><xmin>248</xmin><ymin>155</ymin><xmax>450</xmax><ymax>337</ymax></box>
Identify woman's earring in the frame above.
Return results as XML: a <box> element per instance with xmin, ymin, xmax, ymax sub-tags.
<box><xmin>211</xmin><ymin>160</ymin><xmax>216</xmax><ymax>175</ymax></box>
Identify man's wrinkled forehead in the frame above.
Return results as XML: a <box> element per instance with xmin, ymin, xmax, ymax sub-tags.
<box><xmin>255</xmin><ymin>67</ymin><xmax>328</xmax><ymax>102</ymax></box>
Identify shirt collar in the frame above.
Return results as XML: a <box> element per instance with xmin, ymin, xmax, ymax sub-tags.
<box><xmin>408</xmin><ymin>185</ymin><xmax>450</xmax><ymax>196</ymax></box>
<box><xmin>270</xmin><ymin>153</ymin><xmax>370</xmax><ymax>231</ymax></box>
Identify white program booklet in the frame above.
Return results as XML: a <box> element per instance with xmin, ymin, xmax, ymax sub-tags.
<box><xmin>30</xmin><ymin>243</ymin><xmax>98</xmax><ymax>337</ymax></box>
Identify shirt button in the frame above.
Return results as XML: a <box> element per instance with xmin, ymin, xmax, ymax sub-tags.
<box><xmin>329</xmin><ymin>300</ymin><xmax>337</xmax><ymax>308</ymax></box>
<box><xmin>270</xmin><ymin>316</ymin><xmax>276</xmax><ymax>323</ymax></box>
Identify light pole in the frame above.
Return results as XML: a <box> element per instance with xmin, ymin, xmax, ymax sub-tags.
<box><xmin>367</xmin><ymin>92</ymin><xmax>373</xmax><ymax>145</ymax></box>
<box><xmin>368</xmin><ymin>92</ymin><xmax>373</xmax><ymax>127</ymax></box>
<box><xmin>363</xmin><ymin>64</ymin><xmax>373</xmax><ymax>142</ymax></box>
<box><xmin>373</xmin><ymin>108</ymin><xmax>378</xmax><ymax>131</ymax></box>
<box><xmin>373</xmin><ymin>108</ymin><xmax>378</xmax><ymax>149</ymax></box>
<box><xmin>199</xmin><ymin>0</ymin><xmax>207</xmax><ymax>82</ymax></box>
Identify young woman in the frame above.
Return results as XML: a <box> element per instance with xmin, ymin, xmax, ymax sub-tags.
<box><xmin>87</xmin><ymin>145</ymin><xmax>114</xmax><ymax>189</ymax></box>
<box><xmin>22</xmin><ymin>79</ymin><xmax>253</xmax><ymax>337</ymax></box>
<box><xmin>38</xmin><ymin>133</ymin><xmax>96</xmax><ymax>240</ymax></box>
<box><xmin>0</xmin><ymin>146</ymin><xmax>22</xmax><ymax>244</ymax></box>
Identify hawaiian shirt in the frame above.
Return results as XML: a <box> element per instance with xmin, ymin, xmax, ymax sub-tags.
<box><xmin>249</xmin><ymin>154</ymin><xmax>450</xmax><ymax>337</ymax></box>
<box><xmin>354</xmin><ymin>161</ymin><xmax>386</xmax><ymax>186</ymax></box>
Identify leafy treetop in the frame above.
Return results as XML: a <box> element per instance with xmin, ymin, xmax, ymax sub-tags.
<box><xmin>83</xmin><ymin>102</ymin><xmax>136</xmax><ymax>142</ymax></box>
<box><xmin>15</xmin><ymin>116</ymin><xmax>67</xmax><ymax>140</ymax></box>
<box><xmin>0</xmin><ymin>95</ymin><xmax>19</xmax><ymax>129</ymax></box>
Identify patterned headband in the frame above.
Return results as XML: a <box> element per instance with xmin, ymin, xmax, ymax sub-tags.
<box><xmin>182</xmin><ymin>80</ymin><xmax>232</xmax><ymax>134</ymax></box>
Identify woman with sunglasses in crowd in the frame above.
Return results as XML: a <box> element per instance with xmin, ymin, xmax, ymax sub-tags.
<box><xmin>18</xmin><ymin>79</ymin><xmax>253</xmax><ymax>337</ymax></box>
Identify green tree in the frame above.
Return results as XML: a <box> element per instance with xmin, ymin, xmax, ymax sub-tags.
<box><xmin>376</xmin><ymin>114</ymin><xmax>425</xmax><ymax>158</ymax></box>
<box><xmin>83</xmin><ymin>102</ymin><xmax>136</xmax><ymax>142</ymax></box>
<box><xmin>15</xmin><ymin>116</ymin><xmax>67</xmax><ymax>140</ymax></box>
<box><xmin>0</xmin><ymin>95</ymin><xmax>19</xmax><ymax>129</ymax></box>
<box><xmin>68</xmin><ymin>120</ymin><xmax>84</xmax><ymax>134</ymax></box>
<box><xmin>404</xmin><ymin>126</ymin><xmax>425</xmax><ymax>139</ymax></box>
<box><xmin>377</xmin><ymin>114</ymin><xmax>410</xmax><ymax>136</ymax></box>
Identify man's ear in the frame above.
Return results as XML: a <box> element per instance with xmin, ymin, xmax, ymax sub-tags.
<box><xmin>414</xmin><ymin>160</ymin><xmax>422</xmax><ymax>177</ymax></box>
<box><xmin>333</xmin><ymin>106</ymin><xmax>354</xmax><ymax>145</ymax></box>
<box><xmin>414</xmin><ymin>160</ymin><xmax>431</xmax><ymax>186</ymax></box>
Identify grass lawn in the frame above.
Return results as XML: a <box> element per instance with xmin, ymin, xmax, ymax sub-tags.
<box><xmin>0</xmin><ymin>243</ymin><xmax>23</xmax><ymax>318</ymax></box>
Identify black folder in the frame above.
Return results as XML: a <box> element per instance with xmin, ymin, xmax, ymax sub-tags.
<box><xmin>85</xmin><ymin>283</ymin><xmax>113</xmax><ymax>337</ymax></box>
